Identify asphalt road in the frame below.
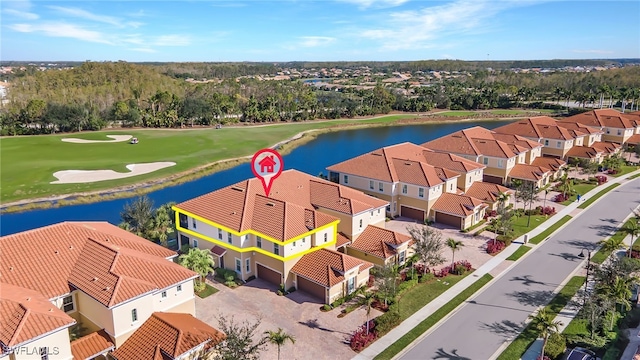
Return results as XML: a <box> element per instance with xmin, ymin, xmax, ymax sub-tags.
<box><xmin>399</xmin><ymin>178</ymin><xmax>640</xmax><ymax>360</ymax></box>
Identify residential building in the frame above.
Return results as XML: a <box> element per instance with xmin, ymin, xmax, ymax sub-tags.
<box><xmin>422</xmin><ymin>126</ymin><xmax>552</xmax><ymax>188</ymax></box>
<box><xmin>340</xmin><ymin>226</ymin><xmax>412</xmax><ymax>267</ymax></box>
<box><xmin>173</xmin><ymin>169</ymin><xmax>395</xmax><ymax>304</ymax></box>
<box><xmin>0</xmin><ymin>222</ymin><xmax>199</xmax><ymax>358</ymax></box>
<box><xmin>561</xmin><ymin>109</ymin><xmax>636</xmax><ymax>144</ymax></box>
<box><xmin>622</xmin><ymin>111</ymin><xmax>640</xmax><ymax>147</ymax></box>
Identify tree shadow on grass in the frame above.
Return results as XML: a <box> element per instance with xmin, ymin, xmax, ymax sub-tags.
<box><xmin>432</xmin><ymin>348</ymin><xmax>472</xmax><ymax>360</ymax></box>
<box><xmin>479</xmin><ymin>319</ymin><xmax>524</xmax><ymax>339</ymax></box>
<box><xmin>507</xmin><ymin>289</ymin><xmax>555</xmax><ymax>307</ymax></box>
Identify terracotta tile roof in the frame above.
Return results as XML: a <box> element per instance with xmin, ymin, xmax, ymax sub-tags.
<box><xmin>68</xmin><ymin>239</ymin><xmax>197</xmax><ymax>307</ymax></box>
<box><xmin>0</xmin><ymin>283</ymin><xmax>75</xmax><ymax>349</ymax></box>
<box><xmin>210</xmin><ymin>245</ymin><xmax>227</xmax><ymax>257</ymax></box>
<box><xmin>562</xmin><ymin>109</ymin><xmax>635</xmax><ymax>129</ymax></box>
<box><xmin>509</xmin><ymin>163</ymin><xmax>551</xmax><ymax>181</ymax></box>
<box><xmin>493</xmin><ymin>116</ymin><xmax>582</xmax><ymax>140</ymax></box>
<box><xmin>464</xmin><ymin>182</ymin><xmax>512</xmax><ymax>204</ymax></box>
<box><xmin>422</xmin><ymin>126</ymin><xmax>527</xmax><ymax>159</ymax></box>
<box><xmin>327</xmin><ymin>143</ymin><xmax>466</xmax><ymax>187</ymax></box>
<box><xmin>175</xmin><ymin>170</ymin><xmax>388</xmax><ymax>241</ymax></box>
<box><xmin>431</xmin><ymin>193</ymin><xmax>487</xmax><ymax>217</ymax></box>
<box><xmin>291</xmin><ymin>249</ymin><xmax>373</xmax><ymax>288</ymax></box>
<box><xmin>628</xmin><ymin>134</ymin><xmax>640</xmax><ymax>145</ymax></box>
<box><xmin>624</xmin><ymin>111</ymin><xmax>640</xmax><ymax>128</ymax></box>
<box><xmin>556</xmin><ymin>121</ymin><xmax>603</xmax><ymax>135</ymax></box>
<box><xmin>70</xmin><ymin>330</ymin><xmax>115</xmax><ymax>360</ymax></box>
<box><xmin>532</xmin><ymin>157</ymin><xmax>566</xmax><ymax>171</ymax></box>
<box><xmin>111</xmin><ymin>312</ymin><xmax>226</xmax><ymax>360</ymax></box>
<box><xmin>491</xmin><ymin>133</ymin><xmax>544</xmax><ymax>151</ymax></box>
<box><xmin>0</xmin><ymin>222</ymin><xmax>186</xmax><ymax>304</ymax></box>
<box><xmin>591</xmin><ymin>141</ymin><xmax>622</xmax><ymax>155</ymax></box>
<box><xmin>336</xmin><ymin>232</ymin><xmax>352</xmax><ymax>248</ymax></box>
<box><xmin>349</xmin><ymin>225</ymin><xmax>412</xmax><ymax>259</ymax></box>
<box><xmin>566</xmin><ymin>146</ymin><xmax>603</xmax><ymax>159</ymax></box>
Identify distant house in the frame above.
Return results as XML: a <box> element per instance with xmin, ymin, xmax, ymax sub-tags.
<box><xmin>561</xmin><ymin>109</ymin><xmax>636</xmax><ymax>144</ymax></box>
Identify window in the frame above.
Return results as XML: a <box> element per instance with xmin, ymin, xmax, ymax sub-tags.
<box><xmin>257</xmin><ymin>236</ymin><xmax>262</xmax><ymax>248</ymax></box>
<box><xmin>40</xmin><ymin>347</ymin><xmax>49</xmax><ymax>360</ymax></box>
<box><xmin>606</xmin><ymin>129</ymin><xmax>611</xmax><ymax>134</ymax></box>
<box><xmin>218</xmin><ymin>229</ymin><xmax>223</xmax><ymax>240</ymax></box>
<box><xmin>131</xmin><ymin>309</ymin><xmax>138</xmax><ymax>322</ymax></box>
<box><xmin>62</xmin><ymin>295</ymin><xmax>74</xmax><ymax>312</ymax></box>
<box><xmin>556</xmin><ymin>141</ymin><xmax>562</xmax><ymax>148</ymax></box>
<box><xmin>402</xmin><ymin>184</ymin><xmax>407</xmax><ymax>194</ymax></box>
<box><xmin>193</xmin><ymin>239</ymin><xmax>198</xmax><ymax>248</ymax></box>
<box><xmin>177</xmin><ymin>284</ymin><xmax>182</xmax><ymax>292</ymax></box>
<box><xmin>359</xmin><ymin>219</ymin><xmax>363</xmax><ymax>228</ymax></box>
<box><xmin>245</xmin><ymin>258</ymin><xmax>251</xmax><ymax>273</ymax></box>
<box><xmin>347</xmin><ymin>277</ymin><xmax>356</xmax><ymax>294</ymax></box>
<box><xmin>235</xmin><ymin>258</ymin><xmax>241</xmax><ymax>272</ymax></box>
<box><xmin>418</xmin><ymin>188</ymin><xmax>424</xmax><ymax>198</ymax></box>
<box><xmin>292</xmin><ymin>241</ymin><xmax>296</xmax><ymax>247</ymax></box>
<box><xmin>192</xmin><ymin>218</ymin><xmax>197</xmax><ymax>229</ymax></box>
<box><xmin>618</xmin><ymin>129</ymin><xmax>622</xmax><ymax>135</ymax></box>
<box><xmin>378</xmin><ymin>209</ymin><xmax>381</xmax><ymax>214</ymax></box>
<box><xmin>369</xmin><ymin>180</ymin><xmax>374</xmax><ymax>190</ymax></box>
<box><xmin>274</xmin><ymin>244</ymin><xmax>280</xmax><ymax>255</ymax></box>
<box><xmin>343</xmin><ymin>175</ymin><xmax>349</xmax><ymax>184</ymax></box>
<box><xmin>386</xmin><ymin>205</ymin><xmax>391</xmax><ymax>212</ymax></box>
<box><xmin>161</xmin><ymin>291</ymin><xmax>167</xmax><ymax>298</ymax></box>
<box><xmin>450</xmin><ymin>183</ymin><xmax>453</xmax><ymax>191</ymax></box>
<box><xmin>227</xmin><ymin>233</ymin><xmax>232</xmax><ymax>244</ymax></box>
<box><xmin>398</xmin><ymin>250</ymin><xmax>406</xmax><ymax>264</ymax></box>
<box><xmin>497</xmin><ymin>159</ymin><xmax>504</xmax><ymax>168</ymax></box>
<box><xmin>544</xmin><ymin>139</ymin><xmax>549</xmax><ymax>146</ymax></box>
<box><xmin>179</xmin><ymin>213</ymin><xmax>188</xmax><ymax>228</ymax></box>
<box><xmin>379</xmin><ymin>182</ymin><xmax>383</xmax><ymax>191</ymax></box>
<box><xmin>483</xmin><ymin>157</ymin><xmax>489</xmax><ymax>165</ymax></box>
<box><xmin>324</xmin><ymin>233</ymin><xmax>327</xmax><ymax>242</ymax></box>
<box><xmin>302</xmin><ymin>237</ymin><xmax>306</xmax><ymax>243</ymax></box>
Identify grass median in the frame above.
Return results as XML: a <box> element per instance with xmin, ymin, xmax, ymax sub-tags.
<box><xmin>506</xmin><ymin>245</ymin><xmax>532</xmax><ymax>261</ymax></box>
<box><xmin>578</xmin><ymin>183</ymin><xmax>620</xmax><ymax>209</ymax></box>
<box><xmin>528</xmin><ymin>215</ymin><xmax>572</xmax><ymax>244</ymax></box>
<box><xmin>496</xmin><ymin>276</ymin><xmax>586</xmax><ymax>360</ymax></box>
<box><xmin>374</xmin><ymin>274</ymin><xmax>493</xmax><ymax>360</ymax></box>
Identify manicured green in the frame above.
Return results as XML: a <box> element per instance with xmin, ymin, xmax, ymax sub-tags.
<box><xmin>490</xmin><ymin>109</ymin><xmax>558</xmax><ymax>115</ymax></box>
<box><xmin>629</xmin><ymin>172</ymin><xmax>640</xmax><ymax>180</ymax></box>
<box><xmin>506</xmin><ymin>246</ymin><xmax>532</xmax><ymax>261</ymax></box>
<box><xmin>578</xmin><ymin>183</ymin><xmax>620</xmax><ymax>209</ymax></box>
<box><xmin>610</xmin><ymin>165</ymin><xmax>639</xmax><ymax>177</ymax></box>
<box><xmin>511</xmin><ymin>215</ymin><xmax>550</xmax><ymax>239</ymax></box>
<box><xmin>397</xmin><ymin>274</ymin><xmax>467</xmax><ymax>320</ymax></box>
<box><xmin>529</xmin><ymin>215</ymin><xmax>573</xmax><ymax>245</ymax></box>
<box><xmin>196</xmin><ymin>283</ymin><xmax>219</xmax><ymax>298</ymax></box>
<box><xmin>497</xmin><ymin>276</ymin><xmax>586</xmax><ymax>360</ymax></box>
<box><xmin>374</xmin><ymin>274</ymin><xmax>493</xmax><ymax>360</ymax></box>
<box><xmin>591</xmin><ymin>218</ymin><xmax>635</xmax><ymax>264</ymax></box>
<box><xmin>561</xmin><ymin>183</ymin><xmax>597</xmax><ymax>205</ymax></box>
<box><xmin>1</xmin><ymin>115</ymin><xmax>417</xmax><ymax>202</ymax></box>
<box><xmin>436</xmin><ymin>111</ymin><xmax>477</xmax><ymax>117</ymax></box>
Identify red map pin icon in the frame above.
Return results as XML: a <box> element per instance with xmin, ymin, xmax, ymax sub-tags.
<box><xmin>251</xmin><ymin>149</ymin><xmax>284</xmax><ymax>197</ymax></box>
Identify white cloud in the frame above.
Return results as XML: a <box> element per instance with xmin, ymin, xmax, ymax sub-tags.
<box><xmin>358</xmin><ymin>0</ymin><xmax>539</xmax><ymax>50</ymax></box>
<box><xmin>47</xmin><ymin>6</ymin><xmax>124</xmax><ymax>27</ymax></box>
<box><xmin>338</xmin><ymin>0</ymin><xmax>409</xmax><ymax>9</ymax></box>
<box><xmin>3</xmin><ymin>8</ymin><xmax>39</xmax><ymax>20</ymax></box>
<box><xmin>298</xmin><ymin>36</ymin><xmax>336</xmax><ymax>47</ymax></box>
<box><xmin>9</xmin><ymin>22</ymin><xmax>113</xmax><ymax>44</ymax></box>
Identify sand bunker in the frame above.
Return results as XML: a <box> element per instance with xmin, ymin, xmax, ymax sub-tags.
<box><xmin>51</xmin><ymin>162</ymin><xmax>176</xmax><ymax>184</ymax></box>
<box><xmin>61</xmin><ymin>135</ymin><xmax>133</xmax><ymax>143</ymax></box>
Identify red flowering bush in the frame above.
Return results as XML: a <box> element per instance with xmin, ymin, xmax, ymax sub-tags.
<box><xmin>438</xmin><ymin>260</ymin><xmax>473</xmax><ymax>275</ymax></box>
<box><xmin>367</xmin><ymin>275</ymin><xmax>375</xmax><ymax>288</ymax></box>
<box><xmin>553</xmin><ymin>193</ymin><xmax>569</xmax><ymax>203</ymax></box>
<box><xmin>486</xmin><ymin>239</ymin><xmax>506</xmax><ymax>254</ymax></box>
<box><xmin>413</xmin><ymin>263</ymin><xmax>429</xmax><ymax>275</ymax></box>
<box><xmin>484</xmin><ymin>210</ymin><xmax>498</xmax><ymax>219</ymax></box>
<box><xmin>595</xmin><ymin>175</ymin><xmax>608</xmax><ymax>185</ymax></box>
<box><xmin>349</xmin><ymin>321</ymin><xmax>377</xmax><ymax>352</ymax></box>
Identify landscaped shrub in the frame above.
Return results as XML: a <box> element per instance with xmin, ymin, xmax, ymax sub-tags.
<box><xmin>215</xmin><ymin>268</ymin><xmax>237</xmax><ymax>280</ymax></box>
<box><xmin>486</xmin><ymin>239</ymin><xmax>506</xmax><ymax>254</ymax></box>
<box><xmin>374</xmin><ymin>311</ymin><xmax>401</xmax><ymax>335</ymax></box>
<box><xmin>349</xmin><ymin>321</ymin><xmax>377</xmax><ymax>352</ymax></box>
<box><xmin>595</xmin><ymin>175</ymin><xmax>608</xmax><ymax>185</ymax></box>
<box><xmin>496</xmin><ymin>235</ymin><xmax>512</xmax><ymax>246</ymax></box>
<box><xmin>194</xmin><ymin>281</ymin><xmax>206</xmax><ymax>293</ymax></box>
<box><xmin>414</xmin><ymin>263</ymin><xmax>429</xmax><ymax>275</ymax></box>
<box><xmin>419</xmin><ymin>272</ymin><xmax>435</xmax><ymax>283</ymax></box>
<box><xmin>484</xmin><ymin>210</ymin><xmax>498</xmax><ymax>219</ymax></box>
<box><xmin>545</xmin><ymin>333</ymin><xmax>566</xmax><ymax>359</ymax></box>
<box><xmin>553</xmin><ymin>193</ymin><xmax>569</xmax><ymax>203</ymax></box>
<box><xmin>367</xmin><ymin>275</ymin><xmax>375</xmax><ymax>288</ymax></box>
<box><xmin>321</xmin><ymin>304</ymin><xmax>332</xmax><ymax>312</ymax></box>
<box><xmin>397</xmin><ymin>278</ymin><xmax>418</xmax><ymax>295</ymax></box>
<box><xmin>439</xmin><ymin>260</ymin><xmax>473</xmax><ymax>276</ymax></box>
<box><xmin>435</xmin><ymin>267</ymin><xmax>449</xmax><ymax>278</ymax></box>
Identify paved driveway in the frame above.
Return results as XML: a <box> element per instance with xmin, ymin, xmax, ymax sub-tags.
<box><xmin>398</xmin><ymin>177</ymin><xmax>640</xmax><ymax>360</ymax></box>
<box><xmin>196</xmin><ymin>278</ymin><xmax>381</xmax><ymax>360</ymax></box>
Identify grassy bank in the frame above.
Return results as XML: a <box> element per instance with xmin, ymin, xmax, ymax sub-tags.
<box><xmin>374</xmin><ymin>274</ymin><xmax>493</xmax><ymax>360</ymax></box>
<box><xmin>506</xmin><ymin>245</ymin><xmax>532</xmax><ymax>261</ymax></box>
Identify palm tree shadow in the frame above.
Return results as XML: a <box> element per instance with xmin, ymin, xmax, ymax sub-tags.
<box><xmin>479</xmin><ymin>320</ymin><xmax>524</xmax><ymax>338</ymax></box>
<box><xmin>508</xmin><ymin>289</ymin><xmax>555</xmax><ymax>307</ymax></box>
<box><xmin>433</xmin><ymin>348</ymin><xmax>472</xmax><ymax>360</ymax></box>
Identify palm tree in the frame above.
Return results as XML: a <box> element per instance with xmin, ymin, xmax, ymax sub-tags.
<box><xmin>511</xmin><ymin>179</ymin><xmax>523</xmax><ymax>209</ymax></box>
<box><xmin>264</xmin><ymin>328</ymin><xmax>295</xmax><ymax>360</ymax></box>
<box><xmin>446</xmin><ymin>238</ymin><xmax>464</xmax><ymax>269</ymax></box>
<box><xmin>147</xmin><ymin>202</ymin><xmax>176</xmax><ymax>247</ymax></box>
<box><xmin>622</xmin><ymin>221</ymin><xmax>640</xmax><ymax>257</ymax></box>
<box><xmin>360</xmin><ymin>290</ymin><xmax>376</xmax><ymax>335</ymax></box>
<box><xmin>178</xmin><ymin>248</ymin><xmax>215</xmax><ymax>289</ymax></box>
<box><xmin>557</xmin><ymin>173</ymin><xmax>573</xmax><ymax>199</ymax></box>
<box><xmin>496</xmin><ymin>191</ymin><xmax>510</xmax><ymax>213</ymax></box>
<box><xmin>529</xmin><ymin>308</ymin><xmax>563</xmax><ymax>360</ymax></box>
<box><xmin>119</xmin><ymin>196</ymin><xmax>154</xmax><ymax>237</ymax></box>
<box><xmin>598</xmin><ymin>236</ymin><xmax>625</xmax><ymax>254</ymax></box>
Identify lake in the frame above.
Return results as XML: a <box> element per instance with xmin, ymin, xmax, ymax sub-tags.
<box><xmin>0</xmin><ymin>119</ymin><xmax>514</xmax><ymax>236</ymax></box>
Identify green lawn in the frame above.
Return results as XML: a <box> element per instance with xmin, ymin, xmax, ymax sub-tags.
<box><xmin>196</xmin><ymin>283</ymin><xmax>219</xmax><ymax>298</ymax></box>
<box><xmin>506</xmin><ymin>245</ymin><xmax>532</xmax><ymax>261</ymax></box>
<box><xmin>629</xmin><ymin>172</ymin><xmax>640</xmax><ymax>180</ymax></box>
<box><xmin>561</xmin><ymin>183</ymin><xmax>597</xmax><ymax>205</ymax></box>
<box><xmin>0</xmin><ymin>115</ymin><xmax>418</xmax><ymax>203</ymax></box>
<box><xmin>578</xmin><ymin>183</ymin><xmax>620</xmax><ymax>209</ymax></box>
<box><xmin>511</xmin><ymin>214</ymin><xmax>550</xmax><ymax>239</ymax></box>
<box><xmin>436</xmin><ymin>111</ymin><xmax>477</xmax><ymax>117</ymax></box>
<box><xmin>529</xmin><ymin>215</ymin><xmax>573</xmax><ymax>245</ymax></box>
<box><xmin>374</xmin><ymin>274</ymin><xmax>493</xmax><ymax>360</ymax></box>
<box><xmin>591</xmin><ymin>218</ymin><xmax>635</xmax><ymax>264</ymax></box>
<box><xmin>497</xmin><ymin>276</ymin><xmax>586</xmax><ymax>360</ymax></box>
<box><xmin>610</xmin><ymin>165</ymin><xmax>640</xmax><ymax>177</ymax></box>
<box><xmin>397</xmin><ymin>274</ymin><xmax>467</xmax><ymax>320</ymax></box>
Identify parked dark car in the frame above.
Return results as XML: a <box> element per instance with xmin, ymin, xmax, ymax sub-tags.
<box><xmin>567</xmin><ymin>347</ymin><xmax>596</xmax><ymax>360</ymax></box>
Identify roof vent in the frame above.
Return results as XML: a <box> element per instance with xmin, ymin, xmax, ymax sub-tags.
<box><xmin>404</xmin><ymin>162</ymin><xmax>412</xmax><ymax>166</ymax></box>
<box><xmin>266</xmin><ymin>202</ymin><xmax>275</xmax><ymax>207</ymax></box>
<box><xmin>231</xmin><ymin>211</ymin><xmax>237</xmax><ymax>215</ymax></box>
<box><xmin>49</xmin><ymin>308</ymin><xmax>53</xmax><ymax>312</ymax></box>
<box><xmin>9</xmin><ymin>266</ymin><xmax>13</xmax><ymax>271</ymax></box>
<box><xmin>231</xmin><ymin>186</ymin><xmax>245</xmax><ymax>192</ymax></box>
<box><xmin>26</xmin><ymin>297</ymin><xmax>31</xmax><ymax>301</ymax></box>
<box><xmin>104</xmin><ymin>287</ymin><xmax>111</xmax><ymax>291</ymax></box>
<box><xmin>69</xmin><ymin>245</ymin><xmax>73</xmax><ymax>250</ymax></box>
<box><xmin>92</xmin><ymin>277</ymin><xmax>98</xmax><ymax>282</ymax></box>
<box><xmin>55</xmin><ymin>250</ymin><xmax>59</xmax><ymax>254</ymax></box>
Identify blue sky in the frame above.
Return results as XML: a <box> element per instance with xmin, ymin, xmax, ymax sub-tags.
<box><xmin>2</xmin><ymin>0</ymin><xmax>639</xmax><ymax>62</ymax></box>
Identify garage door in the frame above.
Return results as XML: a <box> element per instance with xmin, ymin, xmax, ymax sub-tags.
<box><xmin>297</xmin><ymin>276</ymin><xmax>326</xmax><ymax>301</ymax></box>
<box><xmin>401</xmin><ymin>206</ymin><xmax>425</xmax><ymax>221</ymax></box>
<box><xmin>483</xmin><ymin>174</ymin><xmax>504</xmax><ymax>184</ymax></box>
<box><xmin>435</xmin><ymin>212</ymin><xmax>462</xmax><ymax>228</ymax></box>
<box><xmin>257</xmin><ymin>264</ymin><xmax>282</xmax><ymax>285</ymax></box>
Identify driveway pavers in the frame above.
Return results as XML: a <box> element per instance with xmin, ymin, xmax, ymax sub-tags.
<box><xmin>196</xmin><ymin>278</ymin><xmax>381</xmax><ymax>360</ymax></box>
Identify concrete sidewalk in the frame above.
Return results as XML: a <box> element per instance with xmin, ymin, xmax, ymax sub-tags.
<box><xmin>353</xmin><ymin>170</ymin><xmax>640</xmax><ymax>360</ymax></box>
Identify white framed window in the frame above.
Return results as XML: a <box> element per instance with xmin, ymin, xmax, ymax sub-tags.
<box><xmin>192</xmin><ymin>218</ymin><xmax>197</xmax><ymax>229</ymax></box>
<box><xmin>379</xmin><ymin>182</ymin><xmax>384</xmax><ymax>191</ymax></box>
<box><xmin>369</xmin><ymin>180</ymin><xmax>374</xmax><ymax>190</ymax></box>
<box><xmin>292</xmin><ymin>241</ymin><xmax>296</xmax><ymax>247</ymax></box>
<box><xmin>161</xmin><ymin>291</ymin><xmax>167</xmax><ymax>298</ymax></box>
<box><xmin>324</xmin><ymin>233</ymin><xmax>328</xmax><ymax>242</ymax></box>
<box><xmin>235</xmin><ymin>258</ymin><xmax>241</xmax><ymax>273</ymax></box>
<box><xmin>398</xmin><ymin>250</ymin><xmax>406</xmax><ymax>264</ymax></box>
<box><xmin>418</xmin><ymin>188</ymin><xmax>424</xmax><ymax>198</ymax></box>
<box><xmin>193</xmin><ymin>239</ymin><xmax>198</xmax><ymax>248</ymax></box>
<box><xmin>556</xmin><ymin>141</ymin><xmax>562</xmax><ymax>148</ymax></box>
<box><xmin>177</xmin><ymin>284</ymin><xmax>182</xmax><ymax>292</ymax></box>
<box><xmin>218</xmin><ymin>229</ymin><xmax>223</xmax><ymax>239</ymax></box>
<box><xmin>227</xmin><ymin>233</ymin><xmax>232</xmax><ymax>244</ymax></box>
<box><xmin>618</xmin><ymin>129</ymin><xmax>622</xmax><ymax>135</ymax></box>
<box><xmin>483</xmin><ymin>157</ymin><xmax>489</xmax><ymax>165</ymax></box>
<box><xmin>544</xmin><ymin>139</ymin><xmax>549</xmax><ymax>146</ymax></box>
<box><xmin>378</xmin><ymin>209</ymin><xmax>381</xmax><ymax>214</ymax></box>
<box><xmin>343</xmin><ymin>175</ymin><xmax>349</xmax><ymax>184</ymax></box>
<box><xmin>62</xmin><ymin>295</ymin><xmax>74</xmax><ymax>313</ymax></box>
<box><xmin>131</xmin><ymin>309</ymin><xmax>138</xmax><ymax>322</ymax></box>
<box><xmin>245</xmin><ymin>258</ymin><xmax>251</xmax><ymax>273</ymax></box>
<box><xmin>450</xmin><ymin>183</ymin><xmax>453</xmax><ymax>191</ymax></box>
<box><xmin>257</xmin><ymin>236</ymin><xmax>262</xmax><ymax>248</ymax></box>
<box><xmin>359</xmin><ymin>219</ymin><xmax>363</xmax><ymax>228</ymax></box>
<box><xmin>606</xmin><ymin>129</ymin><xmax>610</xmax><ymax>134</ymax></box>
<box><xmin>497</xmin><ymin>159</ymin><xmax>504</xmax><ymax>168</ymax></box>
<box><xmin>402</xmin><ymin>184</ymin><xmax>407</xmax><ymax>194</ymax></box>
<box><xmin>302</xmin><ymin>237</ymin><xmax>306</xmax><ymax>243</ymax></box>
<box><xmin>274</xmin><ymin>244</ymin><xmax>280</xmax><ymax>255</ymax></box>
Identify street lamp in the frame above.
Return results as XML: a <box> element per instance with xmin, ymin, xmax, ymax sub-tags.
<box><xmin>578</xmin><ymin>248</ymin><xmax>592</xmax><ymax>304</ymax></box>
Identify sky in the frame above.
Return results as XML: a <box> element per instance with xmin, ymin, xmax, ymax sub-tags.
<box><xmin>1</xmin><ymin>0</ymin><xmax>639</xmax><ymax>62</ymax></box>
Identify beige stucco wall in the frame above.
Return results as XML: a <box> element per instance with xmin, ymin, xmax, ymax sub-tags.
<box><xmin>337</xmin><ymin>173</ymin><xmax>393</xmax><ymax>198</ymax></box>
<box><xmin>112</xmin><ymin>296</ymin><xmax>154</xmax><ymax>347</ymax></box>
<box><xmin>75</xmin><ymin>291</ymin><xmax>114</xmax><ymax>339</ymax></box>
<box><xmin>151</xmin><ymin>281</ymin><xmax>196</xmax><ymax>314</ymax></box>
<box><xmin>345</xmin><ymin>247</ymin><xmax>385</xmax><ymax>267</ymax></box>
<box><xmin>483</xmin><ymin>166</ymin><xmax>509</xmax><ymax>183</ymax></box>
<box><xmin>10</xmin><ymin>329</ymin><xmax>73</xmax><ymax>360</ymax></box>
